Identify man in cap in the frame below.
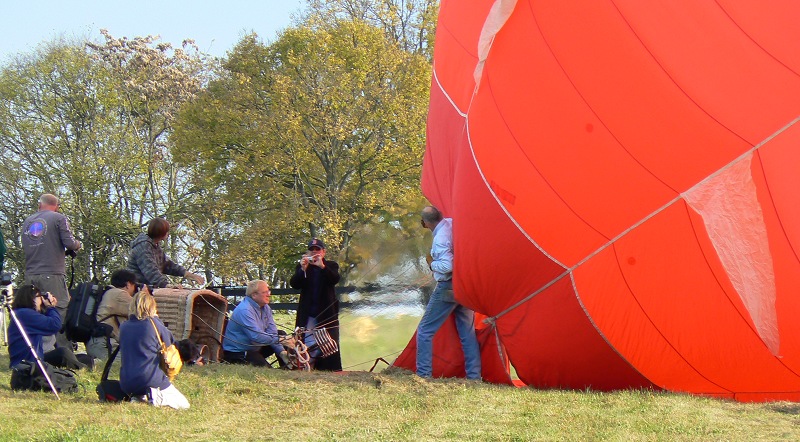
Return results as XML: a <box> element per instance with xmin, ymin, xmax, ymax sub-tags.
<box><xmin>416</xmin><ymin>205</ymin><xmax>481</xmax><ymax>380</ymax></box>
<box><xmin>21</xmin><ymin>193</ymin><xmax>82</xmax><ymax>350</ymax></box>
<box><xmin>290</xmin><ymin>238</ymin><xmax>342</xmax><ymax>370</ymax></box>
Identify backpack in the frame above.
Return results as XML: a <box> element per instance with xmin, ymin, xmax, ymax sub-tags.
<box><xmin>10</xmin><ymin>360</ymin><xmax>78</xmax><ymax>394</ymax></box>
<box><xmin>64</xmin><ymin>282</ymin><xmax>106</xmax><ymax>343</ymax></box>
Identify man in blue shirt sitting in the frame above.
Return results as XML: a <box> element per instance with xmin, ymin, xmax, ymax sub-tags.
<box><xmin>222</xmin><ymin>280</ymin><xmax>291</xmax><ymax>367</ymax></box>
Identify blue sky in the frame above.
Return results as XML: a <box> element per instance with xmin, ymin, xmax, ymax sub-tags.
<box><xmin>0</xmin><ymin>0</ymin><xmax>305</xmax><ymax>63</ymax></box>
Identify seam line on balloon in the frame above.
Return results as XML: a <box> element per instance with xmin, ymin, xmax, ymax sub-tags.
<box><xmin>714</xmin><ymin>0</ymin><xmax>800</xmax><ymax>78</ymax></box>
<box><xmin>607</xmin><ymin>0</ymin><xmax>753</xmax><ymax>163</ymax></box>
<box><xmin>432</xmin><ymin>63</ymin><xmax>467</xmax><ymax>118</ymax></box>
<box><xmin>487</xmin><ymin>115</ymin><xmax>800</xmax><ymax>323</ymax></box>
<box><xmin>569</xmin><ymin>272</ymin><xmax>687</xmax><ymax>392</ymax></box>
<box><xmin>605</xmin><ymin>238</ymin><xmax>731</xmax><ymax>392</ymax></box>
<box><xmin>683</xmin><ymin>115</ymin><xmax>800</xmax><ymax>195</ymax></box>
<box><xmin>465</xmin><ymin>115</ymin><xmax>567</xmax><ymax>269</ymax></box>
<box><xmin>752</xmin><ymin>150</ymin><xmax>800</xmax><ymax>269</ymax></box>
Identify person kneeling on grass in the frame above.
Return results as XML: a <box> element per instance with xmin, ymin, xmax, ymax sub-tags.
<box><xmin>222</xmin><ymin>279</ymin><xmax>294</xmax><ymax>367</ymax></box>
<box><xmin>119</xmin><ymin>288</ymin><xmax>189</xmax><ymax>409</ymax></box>
<box><xmin>8</xmin><ymin>284</ymin><xmax>89</xmax><ymax>371</ymax></box>
<box><xmin>86</xmin><ymin>269</ymin><xmax>138</xmax><ymax>360</ymax></box>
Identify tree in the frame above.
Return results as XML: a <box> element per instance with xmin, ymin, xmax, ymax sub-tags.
<box><xmin>0</xmin><ymin>32</ymin><xmax>212</xmax><ymax>284</ymax></box>
<box><xmin>173</xmin><ymin>20</ymin><xmax>431</xmax><ymax>283</ymax></box>
<box><xmin>86</xmin><ymin>31</ymin><xmax>212</xmax><ymax>280</ymax></box>
<box><xmin>304</xmin><ymin>0</ymin><xmax>439</xmax><ymax>60</ymax></box>
<box><xmin>86</xmin><ymin>30</ymin><xmax>210</xmax><ymax>225</ymax></box>
<box><xmin>0</xmin><ymin>40</ymin><xmax>143</xmax><ymax>282</ymax></box>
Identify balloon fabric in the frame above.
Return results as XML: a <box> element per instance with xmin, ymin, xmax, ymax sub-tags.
<box><xmin>395</xmin><ymin>0</ymin><xmax>800</xmax><ymax>402</ymax></box>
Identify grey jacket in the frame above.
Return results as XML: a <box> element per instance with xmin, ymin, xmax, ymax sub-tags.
<box><xmin>127</xmin><ymin>233</ymin><xmax>186</xmax><ymax>288</ymax></box>
<box><xmin>21</xmin><ymin>210</ymin><xmax>81</xmax><ymax>275</ymax></box>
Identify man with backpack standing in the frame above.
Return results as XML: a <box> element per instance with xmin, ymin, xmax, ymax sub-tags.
<box><xmin>21</xmin><ymin>193</ymin><xmax>82</xmax><ymax>351</ymax></box>
<box><xmin>85</xmin><ymin>269</ymin><xmax>138</xmax><ymax>360</ymax></box>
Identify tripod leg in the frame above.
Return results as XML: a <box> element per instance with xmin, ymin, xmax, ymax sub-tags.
<box><xmin>6</xmin><ymin>307</ymin><xmax>61</xmax><ymax>399</ymax></box>
<box><xmin>1</xmin><ymin>309</ymin><xmax>7</xmax><ymax>346</ymax></box>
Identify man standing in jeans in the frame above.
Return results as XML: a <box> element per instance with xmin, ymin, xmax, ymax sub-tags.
<box><xmin>416</xmin><ymin>205</ymin><xmax>481</xmax><ymax>380</ymax></box>
<box><xmin>21</xmin><ymin>193</ymin><xmax>82</xmax><ymax>350</ymax></box>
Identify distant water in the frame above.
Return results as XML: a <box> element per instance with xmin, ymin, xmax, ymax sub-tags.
<box><xmin>343</xmin><ymin>288</ymin><xmax>425</xmax><ymax>317</ymax></box>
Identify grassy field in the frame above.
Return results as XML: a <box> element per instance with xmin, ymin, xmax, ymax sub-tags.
<box><xmin>271</xmin><ymin>310</ymin><xmax>420</xmax><ymax>371</ymax></box>
<box><xmin>2</xmin><ymin>312</ymin><xmax>800</xmax><ymax>441</ymax></box>
<box><xmin>336</xmin><ymin>312</ymin><xmax>421</xmax><ymax>371</ymax></box>
<box><xmin>2</xmin><ymin>356</ymin><xmax>800</xmax><ymax>441</ymax></box>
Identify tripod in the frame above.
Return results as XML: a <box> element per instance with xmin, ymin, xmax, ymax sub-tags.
<box><xmin>1</xmin><ymin>299</ymin><xmax>6</xmax><ymax>346</ymax></box>
<box><xmin>1</xmin><ymin>284</ymin><xmax>61</xmax><ymax>399</ymax></box>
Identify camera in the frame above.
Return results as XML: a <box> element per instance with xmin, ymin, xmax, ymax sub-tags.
<box><xmin>1</xmin><ymin>273</ymin><xmax>13</xmax><ymax>308</ymax></box>
<box><xmin>298</xmin><ymin>254</ymin><xmax>319</xmax><ymax>265</ymax></box>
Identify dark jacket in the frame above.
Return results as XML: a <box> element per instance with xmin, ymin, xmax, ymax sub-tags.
<box><xmin>119</xmin><ymin>315</ymin><xmax>174</xmax><ymax>396</ymax></box>
<box><xmin>8</xmin><ymin>307</ymin><xmax>61</xmax><ymax>367</ymax></box>
<box><xmin>127</xmin><ymin>233</ymin><xmax>186</xmax><ymax>288</ymax></box>
<box><xmin>290</xmin><ymin>259</ymin><xmax>342</xmax><ymax>371</ymax></box>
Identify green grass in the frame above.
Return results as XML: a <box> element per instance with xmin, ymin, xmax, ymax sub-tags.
<box><xmin>3</xmin><ymin>312</ymin><xmax>800</xmax><ymax>441</ymax></box>
<box><xmin>338</xmin><ymin>312</ymin><xmax>420</xmax><ymax>371</ymax></box>
<box><xmin>271</xmin><ymin>310</ymin><xmax>420</xmax><ymax>372</ymax></box>
<box><xmin>2</xmin><ymin>357</ymin><xmax>800</xmax><ymax>441</ymax></box>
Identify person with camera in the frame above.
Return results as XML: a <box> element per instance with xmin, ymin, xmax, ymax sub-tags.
<box><xmin>7</xmin><ymin>284</ymin><xmax>88</xmax><ymax>370</ymax></box>
<box><xmin>415</xmin><ymin>205</ymin><xmax>481</xmax><ymax>380</ymax></box>
<box><xmin>85</xmin><ymin>269</ymin><xmax>138</xmax><ymax>360</ymax></box>
<box><xmin>222</xmin><ymin>279</ymin><xmax>294</xmax><ymax>367</ymax></box>
<box><xmin>119</xmin><ymin>288</ymin><xmax>190</xmax><ymax>409</ymax></box>
<box><xmin>21</xmin><ymin>193</ymin><xmax>82</xmax><ymax>351</ymax></box>
<box><xmin>290</xmin><ymin>238</ymin><xmax>342</xmax><ymax>371</ymax></box>
<box><xmin>128</xmin><ymin>218</ymin><xmax>204</xmax><ymax>289</ymax></box>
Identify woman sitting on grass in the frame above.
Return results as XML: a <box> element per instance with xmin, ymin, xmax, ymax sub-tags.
<box><xmin>119</xmin><ymin>288</ymin><xmax>189</xmax><ymax>409</ymax></box>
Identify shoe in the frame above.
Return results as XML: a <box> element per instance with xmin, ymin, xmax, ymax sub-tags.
<box><xmin>75</xmin><ymin>353</ymin><xmax>95</xmax><ymax>371</ymax></box>
<box><xmin>131</xmin><ymin>395</ymin><xmax>149</xmax><ymax>403</ymax></box>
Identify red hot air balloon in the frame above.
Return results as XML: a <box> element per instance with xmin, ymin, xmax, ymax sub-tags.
<box><xmin>393</xmin><ymin>0</ymin><xmax>800</xmax><ymax>402</ymax></box>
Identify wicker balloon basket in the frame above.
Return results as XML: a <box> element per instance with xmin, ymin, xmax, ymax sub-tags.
<box><xmin>151</xmin><ymin>288</ymin><xmax>228</xmax><ymax>362</ymax></box>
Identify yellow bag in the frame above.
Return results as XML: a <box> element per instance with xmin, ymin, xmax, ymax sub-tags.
<box><xmin>148</xmin><ymin>318</ymin><xmax>183</xmax><ymax>382</ymax></box>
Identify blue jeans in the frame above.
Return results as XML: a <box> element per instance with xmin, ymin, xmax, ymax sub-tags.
<box><xmin>416</xmin><ymin>280</ymin><xmax>481</xmax><ymax>379</ymax></box>
<box><xmin>304</xmin><ymin>316</ymin><xmax>322</xmax><ymax>358</ymax></box>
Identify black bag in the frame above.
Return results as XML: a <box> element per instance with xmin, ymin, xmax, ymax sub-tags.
<box><xmin>176</xmin><ymin>339</ymin><xmax>210</xmax><ymax>365</ymax></box>
<box><xmin>10</xmin><ymin>360</ymin><xmax>78</xmax><ymax>394</ymax></box>
<box><xmin>96</xmin><ymin>345</ymin><xmax>130</xmax><ymax>402</ymax></box>
<box><xmin>64</xmin><ymin>282</ymin><xmax>106</xmax><ymax>342</ymax></box>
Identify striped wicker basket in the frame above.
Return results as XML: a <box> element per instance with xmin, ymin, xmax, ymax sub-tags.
<box><xmin>151</xmin><ymin>288</ymin><xmax>228</xmax><ymax>362</ymax></box>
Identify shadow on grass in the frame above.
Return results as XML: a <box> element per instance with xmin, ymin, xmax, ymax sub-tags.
<box><xmin>767</xmin><ymin>403</ymin><xmax>800</xmax><ymax>415</ymax></box>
